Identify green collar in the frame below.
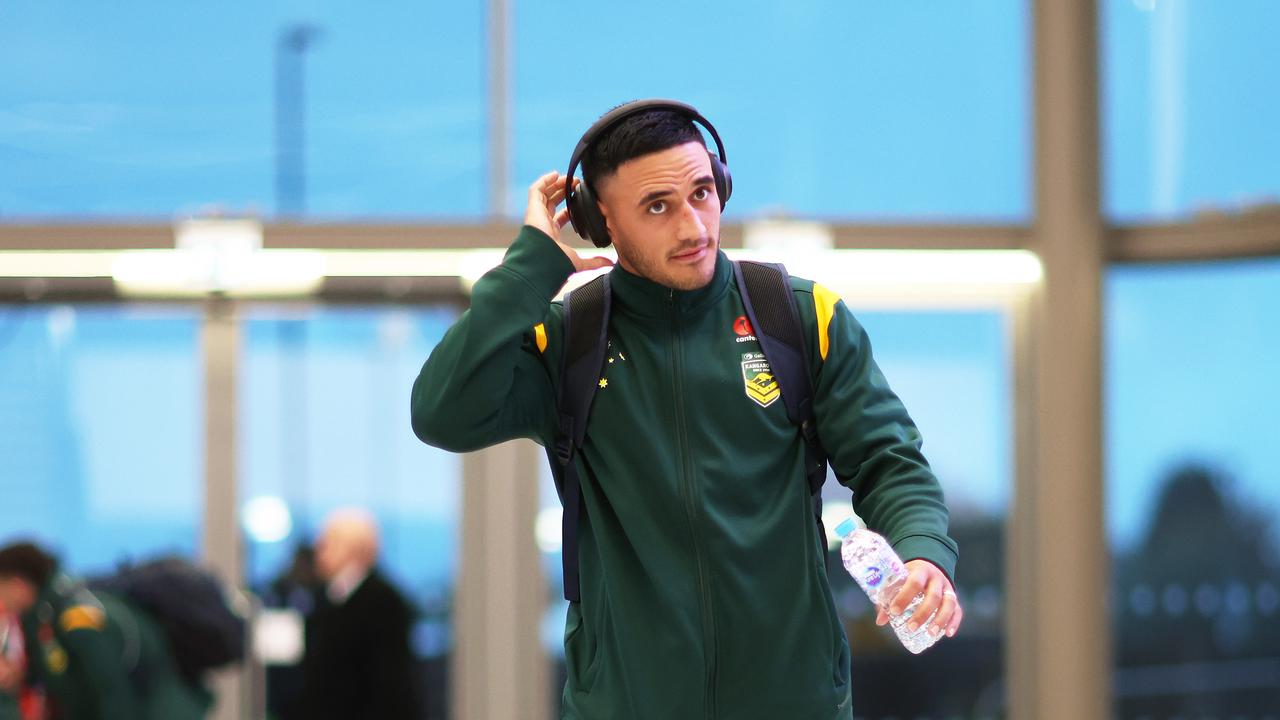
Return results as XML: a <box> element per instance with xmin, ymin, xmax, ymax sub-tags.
<box><xmin>608</xmin><ymin>250</ymin><xmax>733</xmax><ymax>319</ymax></box>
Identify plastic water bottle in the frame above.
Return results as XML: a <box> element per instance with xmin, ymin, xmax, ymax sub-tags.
<box><xmin>835</xmin><ymin>516</ymin><xmax>941</xmax><ymax>654</ymax></box>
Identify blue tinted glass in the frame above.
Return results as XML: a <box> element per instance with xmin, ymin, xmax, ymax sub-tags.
<box><xmin>516</xmin><ymin>2</ymin><xmax>1029</xmax><ymax>220</ymax></box>
<box><xmin>240</xmin><ymin>306</ymin><xmax>461</xmax><ymax>603</ymax></box>
<box><xmin>1103</xmin><ymin>0</ymin><xmax>1280</xmax><ymax>220</ymax></box>
<box><xmin>828</xmin><ymin>309</ymin><xmax>1009</xmax><ymax>716</ymax></box>
<box><xmin>0</xmin><ymin>305</ymin><xmax>202</xmax><ymax>573</ymax></box>
<box><xmin>239</xmin><ymin>306</ymin><xmax>460</xmax><ymax>719</ymax></box>
<box><xmin>0</xmin><ymin>3</ymin><xmax>484</xmax><ymax>218</ymax></box>
<box><xmin>1106</xmin><ymin>259</ymin><xmax>1280</xmax><ymax>714</ymax></box>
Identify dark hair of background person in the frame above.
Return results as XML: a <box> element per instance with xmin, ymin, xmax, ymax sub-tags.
<box><xmin>0</xmin><ymin>542</ymin><xmax>58</xmax><ymax>587</ymax></box>
<box><xmin>581</xmin><ymin>109</ymin><xmax>704</xmax><ymax>193</ymax></box>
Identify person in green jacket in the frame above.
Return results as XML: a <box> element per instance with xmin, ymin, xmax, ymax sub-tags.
<box><xmin>0</xmin><ymin>542</ymin><xmax>212</xmax><ymax>720</ymax></box>
<box><xmin>412</xmin><ymin>100</ymin><xmax>964</xmax><ymax>719</ymax></box>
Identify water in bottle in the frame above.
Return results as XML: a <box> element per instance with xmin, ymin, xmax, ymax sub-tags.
<box><xmin>834</xmin><ymin>516</ymin><xmax>941</xmax><ymax>654</ymax></box>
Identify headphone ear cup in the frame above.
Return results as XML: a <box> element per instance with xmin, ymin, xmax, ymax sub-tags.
<box><xmin>567</xmin><ymin>184</ymin><xmax>591</xmax><ymax>242</ymax></box>
<box><xmin>709</xmin><ymin>152</ymin><xmax>732</xmax><ymax>209</ymax></box>
<box><xmin>571</xmin><ymin>181</ymin><xmax>613</xmax><ymax>248</ymax></box>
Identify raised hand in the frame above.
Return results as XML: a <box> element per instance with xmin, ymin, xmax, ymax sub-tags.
<box><xmin>524</xmin><ymin>171</ymin><xmax>614</xmax><ymax>274</ymax></box>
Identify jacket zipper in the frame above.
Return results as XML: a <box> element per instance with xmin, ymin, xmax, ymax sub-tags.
<box><xmin>668</xmin><ymin>290</ymin><xmax>718</xmax><ymax>719</ymax></box>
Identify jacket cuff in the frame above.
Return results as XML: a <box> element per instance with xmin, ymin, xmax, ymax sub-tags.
<box><xmin>502</xmin><ymin>226</ymin><xmax>577</xmax><ymax>300</ymax></box>
<box><xmin>892</xmin><ymin>534</ymin><xmax>959</xmax><ymax>586</ymax></box>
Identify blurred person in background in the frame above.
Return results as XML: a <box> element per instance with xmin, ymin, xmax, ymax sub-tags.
<box><xmin>0</xmin><ymin>541</ymin><xmax>211</xmax><ymax>720</ymax></box>
<box><xmin>0</xmin><ymin>597</ymin><xmax>23</xmax><ymax>720</ymax></box>
<box><xmin>300</xmin><ymin>509</ymin><xmax>420</xmax><ymax>720</ymax></box>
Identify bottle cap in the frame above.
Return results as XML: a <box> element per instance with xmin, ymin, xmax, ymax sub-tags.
<box><xmin>834</xmin><ymin>518</ymin><xmax>856</xmax><ymax>537</ymax></box>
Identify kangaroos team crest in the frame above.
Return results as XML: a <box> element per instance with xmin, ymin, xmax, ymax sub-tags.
<box><xmin>741</xmin><ymin>352</ymin><xmax>780</xmax><ymax>407</ymax></box>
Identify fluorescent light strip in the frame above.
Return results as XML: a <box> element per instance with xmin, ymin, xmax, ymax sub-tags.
<box><xmin>0</xmin><ymin>251</ymin><xmax>120</xmax><ymax>278</ymax></box>
<box><xmin>1</xmin><ymin>248</ymin><xmax>1043</xmax><ymax>294</ymax></box>
<box><xmin>729</xmin><ymin>249</ymin><xmax>1043</xmax><ymax>286</ymax></box>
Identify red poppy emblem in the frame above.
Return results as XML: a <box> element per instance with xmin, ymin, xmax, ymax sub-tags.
<box><xmin>733</xmin><ymin>316</ymin><xmax>753</xmax><ymax>336</ymax></box>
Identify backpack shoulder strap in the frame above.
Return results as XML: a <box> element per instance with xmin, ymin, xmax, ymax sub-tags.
<box><xmin>546</xmin><ymin>273</ymin><xmax>611</xmax><ymax>602</ymax></box>
<box><xmin>733</xmin><ymin>261</ymin><xmax>831</xmax><ymax>538</ymax></box>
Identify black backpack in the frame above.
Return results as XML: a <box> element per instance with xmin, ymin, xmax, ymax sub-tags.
<box><xmin>93</xmin><ymin>556</ymin><xmax>246</xmax><ymax>682</ymax></box>
<box><xmin>547</xmin><ymin>261</ymin><xmax>831</xmax><ymax>602</ymax></box>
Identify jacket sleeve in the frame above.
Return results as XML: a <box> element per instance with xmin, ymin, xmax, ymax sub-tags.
<box><xmin>59</xmin><ymin>625</ymin><xmax>141</xmax><ymax>720</ymax></box>
<box><xmin>806</xmin><ymin>285</ymin><xmax>959</xmax><ymax>582</ymax></box>
<box><xmin>411</xmin><ymin>226</ymin><xmax>573</xmax><ymax>452</ymax></box>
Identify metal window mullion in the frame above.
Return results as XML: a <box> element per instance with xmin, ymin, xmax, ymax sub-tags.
<box><xmin>456</xmin><ymin>440</ymin><xmax>550</xmax><ymax>720</ymax></box>
<box><xmin>201</xmin><ymin>297</ymin><xmax>254</xmax><ymax>720</ymax></box>
<box><xmin>1016</xmin><ymin>2</ymin><xmax>1110</xmax><ymax>720</ymax></box>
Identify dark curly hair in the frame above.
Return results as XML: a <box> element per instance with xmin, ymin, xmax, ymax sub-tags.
<box><xmin>0</xmin><ymin>541</ymin><xmax>58</xmax><ymax>588</ymax></box>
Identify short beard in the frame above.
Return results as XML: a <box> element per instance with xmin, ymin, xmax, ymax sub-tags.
<box><xmin>615</xmin><ymin>235</ymin><xmax>719</xmax><ymax>291</ymax></box>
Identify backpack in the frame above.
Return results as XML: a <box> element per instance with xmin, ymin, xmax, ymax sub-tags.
<box><xmin>92</xmin><ymin>556</ymin><xmax>246</xmax><ymax>682</ymax></box>
<box><xmin>547</xmin><ymin>261</ymin><xmax>831</xmax><ymax>602</ymax></box>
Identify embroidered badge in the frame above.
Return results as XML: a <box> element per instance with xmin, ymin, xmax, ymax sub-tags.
<box><xmin>59</xmin><ymin>605</ymin><xmax>105</xmax><ymax>633</ymax></box>
<box><xmin>741</xmin><ymin>352</ymin><xmax>779</xmax><ymax>407</ymax></box>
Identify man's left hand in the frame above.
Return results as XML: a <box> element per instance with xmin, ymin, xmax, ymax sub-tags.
<box><xmin>874</xmin><ymin>559</ymin><xmax>963</xmax><ymax>639</ymax></box>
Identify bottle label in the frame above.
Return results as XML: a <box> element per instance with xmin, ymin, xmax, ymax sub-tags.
<box><xmin>864</xmin><ymin>566</ymin><xmax>884</xmax><ymax>588</ymax></box>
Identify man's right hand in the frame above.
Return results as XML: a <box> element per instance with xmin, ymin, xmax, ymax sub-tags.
<box><xmin>524</xmin><ymin>171</ymin><xmax>615</xmax><ymax>274</ymax></box>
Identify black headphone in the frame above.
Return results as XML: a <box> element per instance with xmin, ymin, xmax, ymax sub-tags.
<box><xmin>565</xmin><ymin>99</ymin><xmax>733</xmax><ymax>248</ymax></box>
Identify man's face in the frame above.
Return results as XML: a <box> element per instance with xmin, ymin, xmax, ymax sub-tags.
<box><xmin>596</xmin><ymin>141</ymin><xmax>721</xmax><ymax>291</ymax></box>
<box><xmin>0</xmin><ymin>576</ymin><xmax>36</xmax><ymax>615</ymax></box>
<box><xmin>314</xmin><ymin>531</ymin><xmax>350</xmax><ymax>582</ymax></box>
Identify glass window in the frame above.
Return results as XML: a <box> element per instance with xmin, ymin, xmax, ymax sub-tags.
<box><xmin>515</xmin><ymin>1</ymin><xmax>1029</xmax><ymax>221</ymax></box>
<box><xmin>1106</xmin><ymin>259</ymin><xmax>1280</xmax><ymax>716</ymax></box>
<box><xmin>826</xmin><ymin>309</ymin><xmax>1010</xmax><ymax>718</ymax></box>
<box><xmin>0</xmin><ymin>305</ymin><xmax>202</xmax><ymax>574</ymax></box>
<box><xmin>239</xmin><ymin>305</ymin><xmax>461</xmax><ymax>719</ymax></box>
<box><xmin>0</xmin><ymin>3</ymin><xmax>484</xmax><ymax>218</ymax></box>
<box><xmin>537</xmin><ymin>309</ymin><xmax>1012</xmax><ymax>718</ymax></box>
<box><xmin>1102</xmin><ymin>0</ymin><xmax>1280</xmax><ymax>221</ymax></box>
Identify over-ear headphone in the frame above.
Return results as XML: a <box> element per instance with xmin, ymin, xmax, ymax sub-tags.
<box><xmin>565</xmin><ymin>99</ymin><xmax>733</xmax><ymax>248</ymax></box>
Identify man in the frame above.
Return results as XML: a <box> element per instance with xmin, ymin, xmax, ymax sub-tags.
<box><xmin>0</xmin><ymin>542</ymin><xmax>211</xmax><ymax>720</ymax></box>
<box><xmin>300</xmin><ymin>509</ymin><xmax>420</xmax><ymax>720</ymax></box>
<box><xmin>412</xmin><ymin>101</ymin><xmax>963</xmax><ymax>719</ymax></box>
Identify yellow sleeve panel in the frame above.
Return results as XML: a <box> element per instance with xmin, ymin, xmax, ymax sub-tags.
<box><xmin>812</xmin><ymin>282</ymin><xmax>841</xmax><ymax>361</ymax></box>
<box><xmin>533</xmin><ymin>323</ymin><xmax>548</xmax><ymax>354</ymax></box>
<box><xmin>59</xmin><ymin>605</ymin><xmax>105</xmax><ymax>633</ymax></box>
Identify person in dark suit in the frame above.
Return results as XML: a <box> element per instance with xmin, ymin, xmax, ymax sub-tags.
<box><xmin>300</xmin><ymin>509</ymin><xmax>421</xmax><ymax>720</ymax></box>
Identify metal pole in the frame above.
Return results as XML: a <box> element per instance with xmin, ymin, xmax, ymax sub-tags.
<box><xmin>488</xmin><ymin>0</ymin><xmax>512</xmax><ymax>218</ymax></box>
<box><xmin>1013</xmin><ymin>1</ymin><xmax>1109</xmax><ymax>718</ymax></box>
<box><xmin>455</xmin><ymin>440</ymin><xmax>549</xmax><ymax>720</ymax></box>
<box><xmin>202</xmin><ymin>296</ymin><xmax>249</xmax><ymax>720</ymax></box>
<box><xmin>275</xmin><ymin>24</ymin><xmax>321</xmax><ymax>218</ymax></box>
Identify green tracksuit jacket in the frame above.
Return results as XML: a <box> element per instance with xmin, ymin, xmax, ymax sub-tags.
<box><xmin>412</xmin><ymin>226</ymin><xmax>958</xmax><ymax>719</ymax></box>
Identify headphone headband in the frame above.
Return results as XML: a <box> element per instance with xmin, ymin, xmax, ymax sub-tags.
<box><xmin>565</xmin><ymin>99</ymin><xmax>728</xmax><ymax>204</ymax></box>
<box><xmin>565</xmin><ymin>99</ymin><xmax>731</xmax><ymax>247</ymax></box>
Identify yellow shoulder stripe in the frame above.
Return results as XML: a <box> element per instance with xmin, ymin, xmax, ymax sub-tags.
<box><xmin>533</xmin><ymin>323</ymin><xmax>548</xmax><ymax>354</ymax></box>
<box><xmin>59</xmin><ymin>605</ymin><xmax>105</xmax><ymax>633</ymax></box>
<box><xmin>812</xmin><ymin>282</ymin><xmax>841</xmax><ymax>361</ymax></box>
